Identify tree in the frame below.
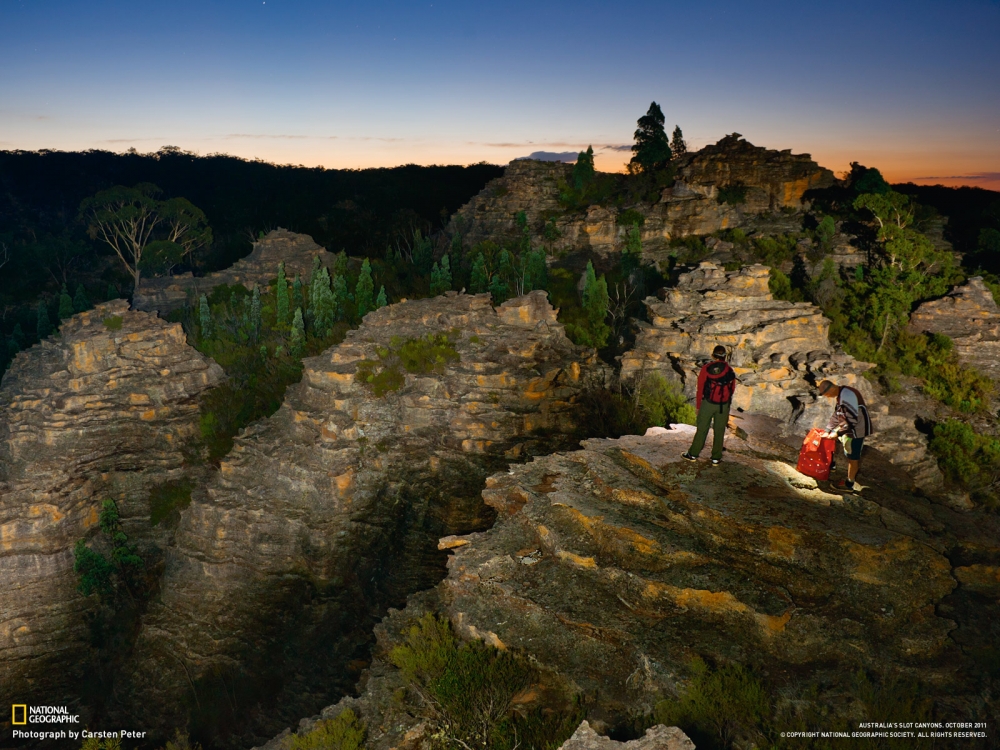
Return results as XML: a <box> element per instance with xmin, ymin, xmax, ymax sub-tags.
<box><xmin>470</xmin><ymin>253</ymin><xmax>489</xmax><ymax>294</ymax></box>
<box><xmin>356</xmin><ymin>258</ymin><xmax>375</xmax><ymax>318</ymax></box>
<box><xmin>629</xmin><ymin>102</ymin><xmax>672</xmax><ymax>173</ymax></box>
<box><xmin>670</xmin><ymin>126</ymin><xmax>687</xmax><ymax>157</ymax></box>
<box><xmin>573</xmin><ymin>145</ymin><xmax>596</xmax><ymax>191</ymax></box>
<box><xmin>199</xmin><ymin>294</ymin><xmax>213</xmax><ymax>338</ymax></box>
<box><xmin>310</xmin><ymin>267</ymin><xmax>336</xmax><ymax>335</ymax></box>
<box><xmin>292</xmin><ymin>274</ymin><xmax>304</xmax><ymax>311</ymax></box>
<box><xmin>579</xmin><ymin>261</ymin><xmax>611</xmax><ymax>348</ymax></box>
<box><xmin>276</xmin><ymin>262</ymin><xmax>290</xmax><ymax>326</ymax></box>
<box><xmin>249</xmin><ymin>284</ymin><xmax>262</xmax><ymax>342</ymax></box>
<box><xmin>376</xmin><ymin>285</ymin><xmax>388</xmax><ymax>309</ymax></box>
<box><xmin>290</xmin><ymin>308</ymin><xmax>305</xmax><ymax>355</ymax></box>
<box><xmin>58</xmin><ymin>284</ymin><xmax>73</xmax><ymax>321</ymax></box>
<box><xmin>80</xmin><ymin>183</ymin><xmax>211</xmax><ymax>296</ymax></box>
<box><xmin>431</xmin><ymin>255</ymin><xmax>453</xmax><ymax>296</ymax></box>
<box><xmin>73</xmin><ymin>284</ymin><xmax>90</xmax><ymax>314</ymax></box>
<box><xmin>621</xmin><ymin>225</ymin><xmax>642</xmax><ymax>277</ymax></box>
<box><xmin>36</xmin><ymin>299</ymin><xmax>53</xmax><ymax>339</ymax></box>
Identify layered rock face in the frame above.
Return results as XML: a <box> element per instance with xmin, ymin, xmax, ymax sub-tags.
<box><xmin>434</xmin><ymin>428</ymin><xmax>996</xmax><ymax>724</ymax></box>
<box><xmin>269</xmin><ymin>422</ymin><xmax>999</xmax><ymax>743</ymax></box>
<box><xmin>134</xmin><ymin>228</ymin><xmax>334</xmax><ymax>314</ymax></box>
<box><xmin>0</xmin><ymin>300</ymin><xmax>222</xmax><ymax>706</ymax></box>
<box><xmin>620</xmin><ymin>263</ymin><xmax>874</xmax><ymax>426</ymax></box>
<box><xmin>448</xmin><ymin>136</ymin><xmax>835</xmax><ymax>269</ymax></box>
<box><xmin>120</xmin><ymin>291</ymin><xmax>604</xmax><ymax>743</ymax></box>
<box><xmin>910</xmin><ymin>276</ymin><xmax>1000</xmax><ymax>383</ymax></box>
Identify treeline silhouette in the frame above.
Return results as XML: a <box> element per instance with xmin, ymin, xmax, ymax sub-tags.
<box><xmin>0</xmin><ymin>146</ymin><xmax>503</xmax><ymax>337</ymax></box>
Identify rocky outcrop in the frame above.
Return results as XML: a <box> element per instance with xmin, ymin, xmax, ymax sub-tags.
<box><xmin>265</xmin><ymin>421</ymin><xmax>1000</xmax><ymax>743</ymax></box>
<box><xmin>909</xmin><ymin>277</ymin><xmax>1000</xmax><ymax>383</ymax></box>
<box><xmin>0</xmin><ymin>300</ymin><xmax>222</xmax><ymax>707</ymax></box>
<box><xmin>119</xmin><ymin>291</ymin><xmax>605</xmax><ymax>744</ymax></box>
<box><xmin>620</xmin><ymin>263</ymin><xmax>874</xmax><ymax>426</ymax></box>
<box><xmin>448</xmin><ymin>136</ymin><xmax>835</xmax><ymax>270</ymax></box>
<box><xmin>559</xmin><ymin>722</ymin><xmax>694</xmax><ymax>750</ymax></box>
<box><xmin>133</xmin><ymin>228</ymin><xmax>335</xmax><ymax>314</ymax></box>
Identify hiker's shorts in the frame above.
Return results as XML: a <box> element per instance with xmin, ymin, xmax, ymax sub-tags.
<box><xmin>844</xmin><ymin>436</ymin><xmax>864</xmax><ymax>460</ymax></box>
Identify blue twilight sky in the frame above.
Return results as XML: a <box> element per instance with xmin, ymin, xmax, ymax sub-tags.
<box><xmin>2</xmin><ymin>0</ymin><xmax>999</xmax><ymax>188</ymax></box>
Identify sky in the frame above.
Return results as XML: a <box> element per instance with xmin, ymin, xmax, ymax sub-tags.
<box><xmin>1</xmin><ymin>0</ymin><xmax>999</xmax><ymax>189</ymax></box>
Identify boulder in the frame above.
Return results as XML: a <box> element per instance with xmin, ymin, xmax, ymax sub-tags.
<box><xmin>118</xmin><ymin>291</ymin><xmax>606</xmax><ymax>742</ymax></box>
<box><xmin>909</xmin><ymin>277</ymin><xmax>1000</xmax><ymax>383</ymax></box>
<box><xmin>559</xmin><ymin>721</ymin><xmax>694</xmax><ymax>750</ymax></box>
<box><xmin>133</xmin><ymin>228</ymin><xmax>335</xmax><ymax>314</ymax></box>
<box><xmin>0</xmin><ymin>300</ymin><xmax>222</xmax><ymax>708</ymax></box>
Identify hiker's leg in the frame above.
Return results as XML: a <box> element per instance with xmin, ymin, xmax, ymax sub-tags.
<box><xmin>688</xmin><ymin>402</ymin><xmax>713</xmax><ymax>457</ymax></box>
<box><xmin>847</xmin><ymin>437</ymin><xmax>863</xmax><ymax>482</ymax></box>
<box><xmin>710</xmin><ymin>403</ymin><xmax>729</xmax><ymax>461</ymax></box>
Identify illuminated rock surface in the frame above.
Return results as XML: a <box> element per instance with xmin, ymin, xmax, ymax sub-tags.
<box><xmin>0</xmin><ymin>300</ymin><xmax>222</xmax><ymax>707</ymax></box>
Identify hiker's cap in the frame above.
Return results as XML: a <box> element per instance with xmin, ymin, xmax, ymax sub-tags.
<box><xmin>817</xmin><ymin>379</ymin><xmax>836</xmax><ymax>395</ymax></box>
<box><xmin>712</xmin><ymin>345</ymin><xmax>727</xmax><ymax>359</ymax></box>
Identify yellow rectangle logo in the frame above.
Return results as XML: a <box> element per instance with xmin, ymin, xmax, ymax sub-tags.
<box><xmin>12</xmin><ymin>704</ymin><xmax>27</xmax><ymax>725</ymax></box>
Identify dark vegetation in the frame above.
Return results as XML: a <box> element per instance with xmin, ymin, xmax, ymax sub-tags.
<box><xmin>0</xmin><ymin>148</ymin><xmax>502</xmax><ymax>375</ymax></box>
<box><xmin>387</xmin><ymin>614</ymin><xmax>584</xmax><ymax>750</ymax></box>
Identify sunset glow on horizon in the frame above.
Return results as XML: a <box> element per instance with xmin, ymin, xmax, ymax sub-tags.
<box><xmin>2</xmin><ymin>0</ymin><xmax>998</xmax><ymax>191</ymax></box>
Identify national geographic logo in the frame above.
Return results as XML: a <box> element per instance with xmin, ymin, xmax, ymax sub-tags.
<box><xmin>10</xmin><ymin>704</ymin><xmax>80</xmax><ymax>724</ymax></box>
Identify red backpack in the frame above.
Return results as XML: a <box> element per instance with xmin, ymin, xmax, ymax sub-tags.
<box><xmin>703</xmin><ymin>361</ymin><xmax>736</xmax><ymax>404</ymax></box>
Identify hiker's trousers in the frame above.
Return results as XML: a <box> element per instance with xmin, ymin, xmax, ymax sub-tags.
<box><xmin>689</xmin><ymin>401</ymin><xmax>730</xmax><ymax>461</ymax></box>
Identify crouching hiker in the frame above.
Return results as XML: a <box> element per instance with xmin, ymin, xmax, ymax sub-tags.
<box><xmin>682</xmin><ymin>345</ymin><xmax>737</xmax><ymax>466</ymax></box>
<box><xmin>817</xmin><ymin>379</ymin><xmax>873</xmax><ymax>492</ymax></box>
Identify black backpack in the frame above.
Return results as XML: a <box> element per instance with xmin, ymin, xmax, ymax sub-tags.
<box><xmin>703</xmin><ymin>362</ymin><xmax>736</xmax><ymax>404</ymax></box>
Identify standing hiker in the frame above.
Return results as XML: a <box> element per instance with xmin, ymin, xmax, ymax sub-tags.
<box><xmin>682</xmin><ymin>345</ymin><xmax>737</xmax><ymax>466</ymax></box>
<box><xmin>817</xmin><ymin>379</ymin><xmax>873</xmax><ymax>492</ymax></box>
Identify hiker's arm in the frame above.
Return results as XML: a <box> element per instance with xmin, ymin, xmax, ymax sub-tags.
<box><xmin>696</xmin><ymin>366</ymin><xmax>707</xmax><ymax>409</ymax></box>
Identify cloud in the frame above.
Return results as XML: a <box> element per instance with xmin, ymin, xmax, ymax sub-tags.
<box><xmin>223</xmin><ymin>134</ymin><xmax>404</xmax><ymax>142</ymax></box>
<box><xmin>599</xmin><ymin>144</ymin><xmax>632</xmax><ymax>152</ymax></box>
<box><xmin>912</xmin><ymin>172</ymin><xmax>1000</xmax><ymax>182</ymax></box>
<box><xmin>515</xmin><ymin>151</ymin><xmax>579</xmax><ymax>163</ymax></box>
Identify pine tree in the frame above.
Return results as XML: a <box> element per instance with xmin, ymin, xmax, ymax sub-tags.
<box><xmin>629</xmin><ymin>102</ymin><xmax>672</xmax><ymax>173</ymax></box>
<box><xmin>670</xmin><ymin>126</ymin><xmax>687</xmax><ymax>157</ymax></box>
<box><xmin>276</xmin><ymin>262</ymin><xmax>290</xmax><ymax>326</ymax></box>
<box><xmin>58</xmin><ymin>285</ymin><xmax>73</xmax><ymax>321</ymax></box>
<box><xmin>524</xmin><ymin>249</ymin><xmax>548</xmax><ymax>292</ymax></box>
<box><xmin>73</xmin><ymin>284</ymin><xmax>90</xmax><ymax>313</ymax></box>
<box><xmin>573</xmin><ymin>145</ymin><xmax>596</xmax><ymax>190</ymax></box>
<box><xmin>621</xmin><ymin>225</ymin><xmax>642</xmax><ymax>276</ymax></box>
<box><xmin>332</xmin><ymin>274</ymin><xmax>350</xmax><ymax>321</ymax></box>
<box><xmin>412</xmin><ymin>230</ymin><xmax>433</xmax><ymax>275</ymax></box>
<box><xmin>470</xmin><ymin>253</ymin><xmax>489</xmax><ymax>294</ymax></box>
<box><xmin>581</xmin><ymin>261</ymin><xmax>611</xmax><ymax>348</ymax></box>
<box><xmin>250</xmin><ymin>284</ymin><xmax>262</xmax><ymax>341</ymax></box>
<box><xmin>334</xmin><ymin>251</ymin><xmax>349</xmax><ymax>280</ymax></box>
<box><xmin>430</xmin><ymin>262</ymin><xmax>443</xmax><ymax>295</ymax></box>
<box><xmin>290</xmin><ymin>308</ymin><xmax>305</xmax><ymax>355</ymax></box>
<box><xmin>6</xmin><ymin>336</ymin><xmax>17</xmax><ymax>360</ymax></box>
<box><xmin>439</xmin><ymin>254</ymin><xmax>452</xmax><ymax>291</ymax></box>
<box><xmin>311</xmin><ymin>269</ymin><xmax>336</xmax><ymax>335</ymax></box>
<box><xmin>376</xmin><ymin>285</ymin><xmax>388</xmax><ymax>309</ymax></box>
<box><xmin>199</xmin><ymin>294</ymin><xmax>213</xmax><ymax>338</ymax></box>
<box><xmin>292</xmin><ymin>274</ymin><xmax>304</xmax><ymax>311</ymax></box>
<box><xmin>36</xmin><ymin>300</ymin><xmax>53</xmax><ymax>339</ymax></box>
<box><xmin>355</xmin><ymin>258</ymin><xmax>375</xmax><ymax>318</ymax></box>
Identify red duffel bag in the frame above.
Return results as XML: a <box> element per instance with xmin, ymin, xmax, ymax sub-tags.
<box><xmin>796</xmin><ymin>428</ymin><xmax>837</xmax><ymax>481</ymax></box>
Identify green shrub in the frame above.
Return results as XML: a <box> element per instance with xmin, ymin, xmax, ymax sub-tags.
<box><xmin>768</xmin><ymin>268</ymin><xmax>803</xmax><ymax>302</ymax></box>
<box><xmin>893</xmin><ymin>330</ymin><xmax>993</xmax><ymax>412</ymax></box>
<box><xmin>930</xmin><ymin>419</ymin><xmax>1000</xmax><ymax>508</ymax></box>
<box><xmin>651</xmin><ymin>657</ymin><xmax>771</xmax><ymax>750</ymax></box>
<box><xmin>102</xmin><ymin>315</ymin><xmax>123</xmax><ymax>331</ymax></box>
<box><xmin>635</xmin><ymin>373</ymin><xmax>696</xmax><ymax>426</ymax></box>
<box><xmin>716</xmin><ymin>184</ymin><xmax>747</xmax><ymax>205</ymax></box>
<box><xmin>669</xmin><ymin>235</ymin><xmax>710</xmax><ymax>263</ymax></box>
<box><xmin>149</xmin><ymin>479</ymin><xmax>194</xmax><ymax>526</ymax></box>
<box><xmin>285</xmin><ymin>709</ymin><xmax>365</xmax><ymax>750</ymax></box>
<box><xmin>157</xmin><ymin>730</ymin><xmax>203</xmax><ymax>750</ymax></box>
<box><xmin>751</xmin><ymin>235</ymin><xmax>798</xmax><ymax>267</ymax></box>
<box><xmin>389</xmin><ymin>614</ymin><xmax>581</xmax><ymax>750</ymax></box>
<box><xmin>618</xmin><ymin>208</ymin><xmax>646</xmax><ymax>227</ymax></box>
<box><xmin>355</xmin><ymin>333</ymin><xmax>460</xmax><ymax>397</ymax></box>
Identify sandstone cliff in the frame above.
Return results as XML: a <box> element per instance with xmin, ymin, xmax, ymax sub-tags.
<box><xmin>278</xmin><ymin>420</ymin><xmax>999</xmax><ymax>745</ymax></box>
<box><xmin>620</xmin><ymin>263</ymin><xmax>874</xmax><ymax>425</ymax></box>
<box><xmin>909</xmin><ymin>276</ymin><xmax>1000</xmax><ymax>384</ymax></box>
<box><xmin>118</xmin><ymin>291</ymin><xmax>605</xmax><ymax>744</ymax></box>
<box><xmin>448</xmin><ymin>136</ymin><xmax>835</xmax><ymax>269</ymax></box>
<box><xmin>133</xmin><ymin>228</ymin><xmax>335</xmax><ymax>314</ymax></box>
<box><xmin>0</xmin><ymin>300</ymin><xmax>222</xmax><ymax>708</ymax></box>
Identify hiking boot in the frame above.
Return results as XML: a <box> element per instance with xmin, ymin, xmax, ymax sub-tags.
<box><xmin>833</xmin><ymin>479</ymin><xmax>856</xmax><ymax>493</ymax></box>
<box><xmin>681</xmin><ymin>452</ymin><xmax>697</xmax><ymax>462</ymax></box>
<box><xmin>711</xmin><ymin>458</ymin><xmax>722</xmax><ymax>466</ymax></box>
